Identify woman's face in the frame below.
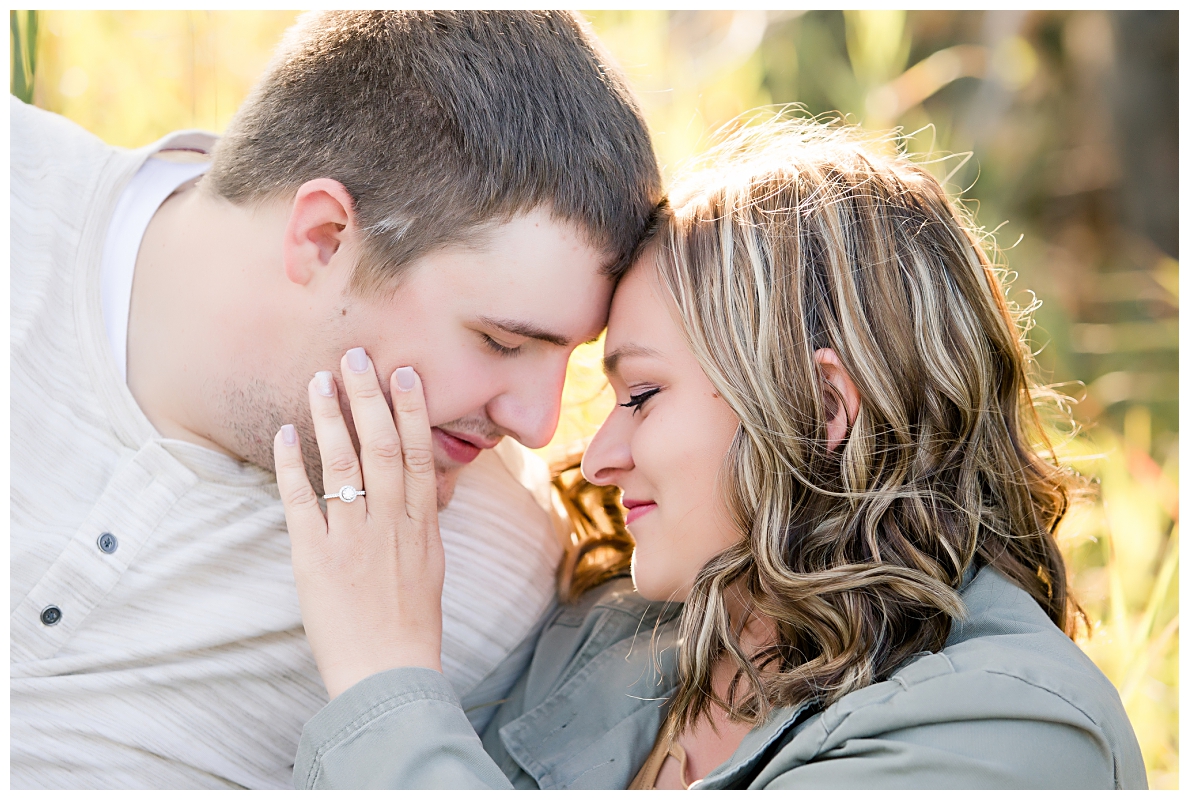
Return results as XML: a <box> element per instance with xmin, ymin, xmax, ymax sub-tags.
<box><xmin>582</xmin><ymin>254</ymin><xmax>741</xmax><ymax>602</ymax></box>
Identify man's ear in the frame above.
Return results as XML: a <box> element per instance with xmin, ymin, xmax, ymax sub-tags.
<box><xmin>813</xmin><ymin>348</ymin><xmax>860</xmax><ymax>452</ymax></box>
<box><xmin>282</xmin><ymin>179</ymin><xmax>357</xmax><ymax>287</ymax></box>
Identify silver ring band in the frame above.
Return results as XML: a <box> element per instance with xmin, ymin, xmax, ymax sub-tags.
<box><xmin>323</xmin><ymin>485</ymin><xmax>365</xmax><ymax>503</ymax></box>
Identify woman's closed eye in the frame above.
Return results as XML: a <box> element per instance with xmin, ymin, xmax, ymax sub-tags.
<box><xmin>619</xmin><ymin>387</ymin><xmax>660</xmax><ymax>415</ymax></box>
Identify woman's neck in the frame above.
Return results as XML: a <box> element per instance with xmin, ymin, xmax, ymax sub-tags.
<box><xmin>654</xmin><ymin>590</ymin><xmax>780</xmax><ymax>789</ymax></box>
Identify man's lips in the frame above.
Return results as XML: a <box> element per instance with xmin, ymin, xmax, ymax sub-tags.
<box><xmin>432</xmin><ymin>428</ymin><xmax>498</xmax><ymax>465</ymax></box>
<box><xmin>622</xmin><ymin>498</ymin><xmax>657</xmax><ymax>526</ymax></box>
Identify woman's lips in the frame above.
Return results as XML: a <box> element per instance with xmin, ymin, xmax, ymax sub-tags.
<box><xmin>623</xmin><ymin>500</ymin><xmax>657</xmax><ymax>526</ymax></box>
<box><xmin>432</xmin><ymin>428</ymin><xmax>482</xmax><ymax>464</ymax></box>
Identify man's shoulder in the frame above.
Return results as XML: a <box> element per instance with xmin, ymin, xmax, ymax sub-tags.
<box><xmin>10</xmin><ymin>100</ymin><xmax>119</xmax><ymax>354</ymax></box>
<box><xmin>10</xmin><ymin>100</ymin><xmax>124</xmax><ymax>291</ymax></box>
<box><xmin>10</xmin><ymin>99</ymin><xmax>216</xmax><ymax>198</ymax></box>
<box><xmin>11</xmin><ymin>97</ymin><xmax>115</xmax><ymax>176</ymax></box>
<box><xmin>491</xmin><ymin>438</ymin><xmax>554</xmax><ymax>514</ymax></box>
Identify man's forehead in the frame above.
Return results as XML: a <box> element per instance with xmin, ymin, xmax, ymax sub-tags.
<box><xmin>389</xmin><ymin>213</ymin><xmax>612</xmax><ymax>325</ymax></box>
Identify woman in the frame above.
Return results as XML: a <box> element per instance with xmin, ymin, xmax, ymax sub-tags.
<box><xmin>273</xmin><ymin>118</ymin><xmax>1145</xmax><ymax>789</ymax></box>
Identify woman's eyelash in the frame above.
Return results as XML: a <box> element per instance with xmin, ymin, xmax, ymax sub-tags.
<box><xmin>619</xmin><ymin>387</ymin><xmax>660</xmax><ymax>414</ymax></box>
<box><xmin>481</xmin><ymin>334</ymin><xmax>521</xmax><ymax>356</ymax></box>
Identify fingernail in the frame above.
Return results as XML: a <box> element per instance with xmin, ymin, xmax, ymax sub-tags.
<box><xmin>315</xmin><ymin>371</ymin><xmax>335</xmax><ymax>397</ymax></box>
<box><xmin>281</xmin><ymin>424</ymin><xmax>297</xmax><ymax>446</ymax></box>
<box><xmin>346</xmin><ymin>347</ymin><xmax>369</xmax><ymax>373</ymax></box>
<box><xmin>396</xmin><ymin>366</ymin><xmax>416</xmax><ymax>392</ymax></box>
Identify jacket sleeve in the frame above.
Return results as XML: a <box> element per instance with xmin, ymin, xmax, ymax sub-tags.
<box><xmin>293</xmin><ymin>667</ymin><xmax>515</xmax><ymax>789</ymax></box>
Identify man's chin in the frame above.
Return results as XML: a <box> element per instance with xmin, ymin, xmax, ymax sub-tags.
<box><xmin>435</xmin><ymin>466</ymin><xmax>462</xmax><ymax>510</ymax></box>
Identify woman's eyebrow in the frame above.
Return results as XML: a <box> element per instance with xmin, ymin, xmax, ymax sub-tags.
<box><xmin>603</xmin><ymin>344</ymin><xmax>662</xmax><ymax>377</ymax></box>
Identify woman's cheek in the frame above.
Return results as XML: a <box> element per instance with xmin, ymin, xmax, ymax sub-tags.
<box><xmin>630</xmin><ymin>537</ymin><xmax>696</xmax><ymax>603</ymax></box>
<box><xmin>629</xmin><ymin>548</ymin><xmax>660</xmax><ymax>601</ymax></box>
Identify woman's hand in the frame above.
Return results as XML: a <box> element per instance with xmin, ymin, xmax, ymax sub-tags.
<box><xmin>273</xmin><ymin>348</ymin><xmax>444</xmax><ymax>700</ymax></box>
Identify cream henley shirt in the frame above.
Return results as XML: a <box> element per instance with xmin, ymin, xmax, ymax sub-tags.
<box><xmin>10</xmin><ymin>97</ymin><xmax>564</xmax><ymax>789</ymax></box>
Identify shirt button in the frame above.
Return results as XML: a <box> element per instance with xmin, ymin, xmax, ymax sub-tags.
<box><xmin>40</xmin><ymin>605</ymin><xmax>62</xmax><ymax>626</ymax></box>
<box><xmin>97</xmin><ymin>532</ymin><xmax>119</xmax><ymax>554</ymax></box>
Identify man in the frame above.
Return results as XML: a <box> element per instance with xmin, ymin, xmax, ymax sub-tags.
<box><xmin>11</xmin><ymin>11</ymin><xmax>661</xmax><ymax>788</ymax></box>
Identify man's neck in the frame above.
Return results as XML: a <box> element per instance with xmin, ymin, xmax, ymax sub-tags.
<box><xmin>125</xmin><ymin>184</ymin><xmax>284</xmax><ymax>458</ymax></box>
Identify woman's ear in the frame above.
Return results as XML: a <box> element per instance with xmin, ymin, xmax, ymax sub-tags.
<box><xmin>282</xmin><ymin>178</ymin><xmax>357</xmax><ymax>286</ymax></box>
<box><xmin>813</xmin><ymin>348</ymin><xmax>860</xmax><ymax>452</ymax></box>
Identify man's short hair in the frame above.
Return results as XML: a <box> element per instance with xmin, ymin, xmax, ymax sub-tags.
<box><xmin>207</xmin><ymin>10</ymin><xmax>662</xmax><ymax>290</ymax></box>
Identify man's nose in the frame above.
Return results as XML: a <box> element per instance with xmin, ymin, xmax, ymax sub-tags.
<box><xmin>581</xmin><ymin>410</ymin><xmax>633</xmax><ymax>485</ymax></box>
<box><xmin>486</xmin><ymin>359</ymin><xmax>569</xmax><ymax>450</ymax></box>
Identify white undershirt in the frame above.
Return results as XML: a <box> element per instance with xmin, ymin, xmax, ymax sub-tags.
<box><xmin>100</xmin><ymin>156</ymin><xmax>210</xmax><ymax>380</ymax></box>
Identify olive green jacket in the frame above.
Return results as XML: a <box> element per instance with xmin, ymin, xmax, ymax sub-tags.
<box><xmin>293</xmin><ymin>567</ymin><xmax>1146</xmax><ymax>789</ymax></box>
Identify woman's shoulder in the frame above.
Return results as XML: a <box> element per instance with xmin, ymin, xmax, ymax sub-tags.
<box><xmin>713</xmin><ymin>567</ymin><xmax>1147</xmax><ymax>789</ymax></box>
<box><xmin>942</xmin><ymin>567</ymin><xmax>1130</xmax><ymax>724</ymax></box>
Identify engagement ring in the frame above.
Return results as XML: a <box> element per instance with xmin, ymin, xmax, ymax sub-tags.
<box><xmin>324</xmin><ymin>485</ymin><xmax>365</xmax><ymax>503</ymax></box>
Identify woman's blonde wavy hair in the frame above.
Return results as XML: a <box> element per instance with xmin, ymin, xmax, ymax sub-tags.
<box><xmin>558</xmin><ymin>114</ymin><xmax>1082</xmax><ymax>732</ymax></box>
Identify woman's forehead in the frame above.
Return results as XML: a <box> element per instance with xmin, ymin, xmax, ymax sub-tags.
<box><xmin>603</xmin><ymin>259</ymin><xmax>689</xmax><ymax>377</ymax></box>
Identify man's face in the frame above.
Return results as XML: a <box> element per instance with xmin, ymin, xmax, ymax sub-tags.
<box><xmin>294</xmin><ymin>208</ymin><xmax>613</xmax><ymax>507</ymax></box>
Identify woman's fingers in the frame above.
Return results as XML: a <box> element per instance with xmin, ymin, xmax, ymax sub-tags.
<box><xmin>390</xmin><ymin>366</ymin><xmax>438</xmax><ymax>525</ymax></box>
<box><xmin>302</xmin><ymin>353</ymin><xmax>436</xmax><ymax>535</ymax></box>
<box><xmin>273</xmin><ymin>424</ymin><xmax>326</xmax><ymax>547</ymax></box>
<box><xmin>338</xmin><ymin>348</ymin><xmax>405</xmax><ymax>523</ymax></box>
<box><xmin>277</xmin><ymin>359</ymin><xmax>447</xmax><ymax>702</ymax></box>
<box><xmin>308</xmin><ymin>370</ymin><xmax>367</xmax><ymax>525</ymax></box>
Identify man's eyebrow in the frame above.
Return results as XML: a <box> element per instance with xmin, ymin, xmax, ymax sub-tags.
<box><xmin>478</xmin><ymin>315</ymin><xmax>570</xmax><ymax>347</ymax></box>
<box><xmin>603</xmin><ymin>344</ymin><xmax>662</xmax><ymax>377</ymax></box>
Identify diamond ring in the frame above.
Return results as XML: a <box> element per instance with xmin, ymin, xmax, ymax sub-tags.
<box><xmin>324</xmin><ymin>484</ymin><xmax>365</xmax><ymax>503</ymax></box>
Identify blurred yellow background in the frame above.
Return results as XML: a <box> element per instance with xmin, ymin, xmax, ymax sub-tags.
<box><xmin>13</xmin><ymin>10</ymin><xmax>1177</xmax><ymax>787</ymax></box>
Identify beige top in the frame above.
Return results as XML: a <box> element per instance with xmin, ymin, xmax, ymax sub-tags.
<box><xmin>10</xmin><ymin>97</ymin><xmax>563</xmax><ymax>789</ymax></box>
<box><xmin>628</xmin><ymin>716</ymin><xmax>691</xmax><ymax>790</ymax></box>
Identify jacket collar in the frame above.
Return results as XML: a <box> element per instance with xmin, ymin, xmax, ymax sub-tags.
<box><xmin>498</xmin><ymin>614</ymin><xmax>681</xmax><ymax>789</ymax></box>
<box><xmin>693</xmin><ymin>700</ymin><xmax>817</xmax><ymax>789</ymax></box>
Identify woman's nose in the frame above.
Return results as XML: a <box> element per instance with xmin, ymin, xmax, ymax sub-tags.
<box><xmin>581</xmin><ymin>412</ymin><xmax>633</xmax><ymax>485</ymax></box>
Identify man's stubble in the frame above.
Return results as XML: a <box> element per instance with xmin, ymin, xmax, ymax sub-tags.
<box><xmin>217</xmin><ymin>374</ymin><xmax>463</xmax><ymax>511</ymax></box>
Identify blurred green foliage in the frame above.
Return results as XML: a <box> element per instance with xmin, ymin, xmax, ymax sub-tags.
<box><xmin>10</xmin><ymin>10</ymin><xmax>37</xmax><ymax>103</ymax></box>
<box><xmin>14</xmin><ymin>9</ymin><xmax>1177</xmax><ymax>788</ymax></box>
